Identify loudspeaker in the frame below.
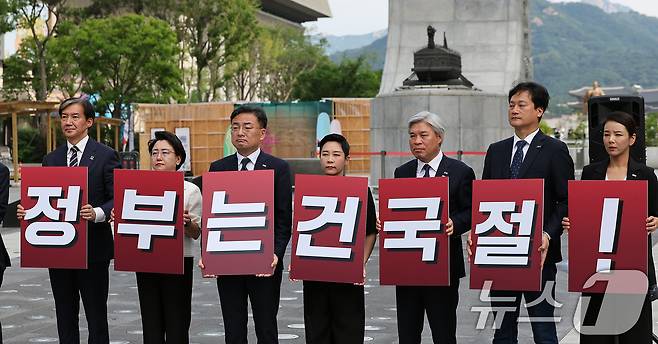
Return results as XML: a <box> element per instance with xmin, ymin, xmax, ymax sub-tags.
<box><xmin>588</xmin><ymin>95</ymin><xmax>645</xmax><ymax>164</ymax></box>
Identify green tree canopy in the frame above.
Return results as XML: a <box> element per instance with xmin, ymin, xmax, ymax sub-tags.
<box><xmin>292</xmin><ymin>56</ymin><xmax>381</xmax><ymax>100</ymax></box>
<box><xmin>61</xmin><ymin>14</ymin><xmax>183</xmax><ymax>117</ymax></box>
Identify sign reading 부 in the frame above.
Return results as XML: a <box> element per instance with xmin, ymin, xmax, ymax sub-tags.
<box><xmin>568</xmin><ymin>180</ymin><xmax>647</xmax><ymax>293</ymax></box>
<box><xmin>21</xmin><ymin>167</ymin><xmax>88</xmax><ymax>269</ymax></box>
<box><xmin>470</xmin><ymin>179</ymin><xmax>544</xmax><ymax>291</ymax></box>
<box><xmin>202</xmin><ymin>170</ymin><xmax>274</xmax><ymax>275</ymax></box>
<box><xmin>114</xmin><ymin>170</ymin><xmax>184</xmax><ymax>274</ymax></box>
<box><xmin>378</xmin><ymin>178</ymin><xmax>450</xmax><ymax>286</ymax></box>
<box><xmin>290</xmin><ymin>174</ymin><xmax>368</xmax><ymax>284</ymax></box>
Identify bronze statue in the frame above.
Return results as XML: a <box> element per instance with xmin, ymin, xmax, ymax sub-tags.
<box><xmin>427</xmin><ymin>25</ymin><xmax>436</xmax><ymax>49</ymax></box>
<box><xmin>583</xmin><ymin>81</ymin><xmax>604</xmax><ymax>114</ymax></box>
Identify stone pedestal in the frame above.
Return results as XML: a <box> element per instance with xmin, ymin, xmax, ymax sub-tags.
<box><xmin>370</xmin><ymin>89</ymin><xmax>509</xmax><ymax>180</ymax></box>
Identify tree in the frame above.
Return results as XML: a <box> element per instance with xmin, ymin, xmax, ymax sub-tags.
<box><xmin>291</xmin><ymin>56</ymin><xmax>382</xmax><ymax>100</ymax></box>
<box><xmin>3</xmin><ymin>0</ymin><xmax>67</xmax><ymax>100</ymax></box>
<box><xmin>63</xmin><ymin>14</ymin><xmax>183</xmax><ymax>118</ymax></box>
<box><xmin>225</xmin><ymin>26</ymin><xmax>327</xmax><ymax>102</ymax></box>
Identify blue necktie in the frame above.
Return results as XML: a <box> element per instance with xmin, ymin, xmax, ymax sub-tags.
<box><xmin>510</xmin><ymin>140</ymin><xmax>527</xmax><ymax>179</ymax></box>
<box><xmin>240</xmin><ymin>158</ymin><xmax>250</xmax><ymax>171</ymax></box>
<box><xmin>422</xmin><ymin>164</ymin><xmax>431</xmax><ymax>178</ymax></box>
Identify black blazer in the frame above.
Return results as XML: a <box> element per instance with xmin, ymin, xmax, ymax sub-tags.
<box><xmin>581</xmin><ymin>158</ymin><xmax>658</xmax><ymax>217</ymax></box>
<box><xmin>43</xmin><ymin>138</ymin><xmax>120</xmax><ymax>263</ymax></box>
<box><xmin>394</xmin><ymin>155</ymin><xmax>475</xmax><ymax>282</ymax></box>
<box><xmin>482</xmin><ymin>130</ymin><xmax>574</xmax><ymax>264</ymax></box>
<box><xmin>209</xmin><ymin>152</ymin><xmax>292</xmax><ymax>262</ymax></box>
<box><xmin>0</xmin><ymin>163</ymin><xmax>10</xmax><ymax>271</ymax></box>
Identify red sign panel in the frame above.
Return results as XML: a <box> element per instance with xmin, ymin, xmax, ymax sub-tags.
<box><xmin>201</xmin><ymin>170</ymin><xmax>274</xmax><ymax>275</ymax></box>
<box><xmin>470</xmin><ymin>179</ymin><xmax>544</xmax><ymax>291</ymax></box>
<box><xmin>568</xmin><ymin>180</ymin><xmax>647</xmax><ymax>293</ymax></box>
<box><xmin>21</xmin><ymin>167</ymin><xmax>88</xmax><ymax>269</ymax></box>
<box><xmin>290</xmin><ymin>174</ymin><xmax>368</xmax><ymax>284</ymax></box>
<box><xmin>378</xmin><ymin>177</ymin><xmax>450</xmax><ymax>286</ymax></box>
<box><xmin>114</xmin><ymin>170</ymin><xmax>184</xmax><ymax>274</ymax></box>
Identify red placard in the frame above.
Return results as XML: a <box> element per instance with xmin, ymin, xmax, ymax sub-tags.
<box><xmin>113</xmin><ymin>170</ymin><xmax>184</xmax><ymax>274</ymax></box>
<box><xmin>470</xmin><ymin>179</ymin><xmax>544</xmax><ymax>291</ymax></box>
<box><xmin>378</xmin><ymin>178</ymin><xmax>450</xmax><ymax>286</ymax></box>
<box><xmin>21</xmin><ymin>167</ymin><xmax>88</xmax><ymax>269</ymax></box>
<box><xmin>568</xmin><ymin>180</ymin><xmax>647</xmax><ymax>293</ymax></box>
<box><xmin>290</xmin><ymin>175</ymin><xmax>368</xmax><ymax>284</ymax></box>
<box><xmin>202</xmin><ymin>170</ymin><xmax>274</xmax><ymax>275</ymax></box>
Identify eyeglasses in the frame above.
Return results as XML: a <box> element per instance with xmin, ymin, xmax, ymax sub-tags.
<box><xmin>151</xmin><ymin>149</ymin><xmax>173</xmax><ymax>158</ymax></box>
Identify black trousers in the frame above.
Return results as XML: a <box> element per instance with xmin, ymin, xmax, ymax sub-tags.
<box><xmin>580</xmin><ymin>292</ymin><xmax>652</xmax><ymax>344</ymax></box>
<box><xmin>303</xmin><ymin>281</ymin><xmax>365</xmax><ymax>344</ymax></box>
<box><xmin>395</xmin><ymin>281</ymin><xmax>460</xmax><ymax>344</ymax></box>
<box><xmin>217</xmin><ymin>263</ymin><xmax>283</xmax><ymax>344</ymax></box>
<box><xmin>48</xmin><ymin>261</ymin><xmax>110</xmax><ymax>344</ymax></box>
<box><xmin>136</xmin><ymin>257</ymin><xmax>194</xmax><ymax>344</ymax></box>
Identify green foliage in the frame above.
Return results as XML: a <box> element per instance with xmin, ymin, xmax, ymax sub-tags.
<box><xmin>17</xmin><ymin>125</ymin><xmax>45</xmax><ymax>163</ymax></box>
<box><xmin>646</xmin><ymin>112</ymin><xmax>658</xmax><ymax>147</ymax></box>
<box><xmin>62</xmin><ymin>14</ymin><xmax>183</xmax><ymax>117</ymax></box>
<box><xmin>539</xmin><ymin>120</ymin><xmax>553</xmax><ymax>135</ymax></box>
<box><xmin>292</xmin><ymin>56</ymin><xmax>382</xmax><ymax>100</ymax></box>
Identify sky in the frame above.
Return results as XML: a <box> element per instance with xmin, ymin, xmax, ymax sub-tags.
<box><xmin>304</xmin><ymin>0</ymin><xmax>658</xmax><ymax>37</ymax></box>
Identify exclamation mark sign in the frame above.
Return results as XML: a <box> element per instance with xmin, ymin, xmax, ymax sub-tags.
<box><xmin>597</xmin><ymin>198</ymin><xmax>621</xmax><ymax>272</ymax></box>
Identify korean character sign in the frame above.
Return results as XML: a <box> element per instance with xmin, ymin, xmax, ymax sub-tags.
<box><xmin>21</xmin><ymin>167</ymin><xmax>88</xmax><ymax>269</ymax></box>
<box><xmin>470</xmin><ymin>179</ymin><xmax>544</xmax><ymax>291</ymax></box>
<box><xmin>568</xmin><ymin>180</ymin><xmax>647</xmax><ymax>293</ymax></box>
<box><xmin>290</xmin><ymin>174</ymin><xmax>368</xmax><ymax>284</ymax></box>
<box><xmin>378</xmin><ymin>177</ymin><xmax>450</xmax><ymax>286</ymax></box>
<box><xmin>113</xmin><ymin>170</ymin><xmax>184</xmax><ymax>274</ymax></box>
<box><xmin>202</xmin><ymin>170</ymin><xmax>274</xmax><ymax>275</ymax></box>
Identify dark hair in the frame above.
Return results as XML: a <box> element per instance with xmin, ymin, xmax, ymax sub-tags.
<box><xmin>603</xmin><ymin>111</ymin><xmax>637</xmax><ymax>137</ymax></box>
<box><xmin>59</xmin><ymin>96</ymin><xmax>95</xmax><ymax>120</ymax></box>
<box><xmin>508</xmin><ymin>82</ymin><xmax>550</xmax><ymax>113</ymax></box>
<box><xmin>148</xmin><ymin>131</ymin><xmax>186</xmax><ymax>170</ymax></box>
<box><xmin>230</xmin><ymin>105</ymin><xmax>268</xmax><ymax>129</ymax></box>
<box><xmin>319</xmin><ymin>133</ymin><xmax>350</xmax><ymax>156</ymax></box>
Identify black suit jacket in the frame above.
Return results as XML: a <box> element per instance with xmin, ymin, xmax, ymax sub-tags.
<box><xmin>0</xmin><ymin>163</ymin><xmax>10</xmax><ymax>272</ymax></box>
<box><xmin>482</xmin><ymin>130</ymin><xmax>574</xmax><ymax>264</ymax></box>
<box><xmin>581</xmin><ymin>158</ymin><xmax>658</xmax><ymax>216</ymax></box>
<box><xmin>394</xmin><ymin>155</ymin><xmax>475</xmax><ymax>282</ymax></box>
<box><xmin>43</xmin><ymin>138</ymin><xmax>120</xmax><ymax>263</ymax></box>
<box><xmin>209</xmin><ymin>152</ymin><xmax>292</xmax><ymax>262</ymax></box>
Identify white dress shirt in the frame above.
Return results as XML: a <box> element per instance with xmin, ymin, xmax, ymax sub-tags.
<box><xmin>183</xmin><ymin>181</ymin><xmax>202</xmax><ymax>257</ymax></box>
<box><xmin>416</xmin><ymin>151</ymin><xmax>443</xmax><ymax>178</ymax></box>
<box><xmin>66</xmin><ymin>135</ymin><xmax>105</xmax><ymax>223</ymax></box>
<box><xmin>236</xmin><ymin>148</ymin><xmax>261</xmax><ymax>171</ymax></box>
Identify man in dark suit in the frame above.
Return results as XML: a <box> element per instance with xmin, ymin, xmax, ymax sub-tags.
<box><xmin>206</xmin><ymin>105</ymin><xmax>292</xmax><ymax>344</ymax></box>
<box><xmin>475</xmin><ymin>82</ymin><xmax>574</xmax><ymax>344</ymax></box>
<box><xmin>393</xmin><ymin>111</ymin><xmax>475</xmax><ymax>344</ymax></box>
<box><xmin>18</xmin><ymin>97</ymin><xmax>120</xmax><ymax>344</ymax></box>
<box><xmin>0</xmin><ymin>162</ymin><xmax>10</xmax><ymax>343</ymax></box>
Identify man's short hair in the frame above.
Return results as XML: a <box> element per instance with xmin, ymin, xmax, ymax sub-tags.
<box><xmin>407</xmin><ymin>111</ymin><xmax>446</xmax><ymax>137</ymax></box>
<box><xmin>230</xmin><ymin>105</ymin><xmax>268</xmax><ymax>129</ymax></box>
<box><xmin>319</xmin><ymin>133</ymin><xmax>350</xmax><ymax>156</ymax></box>
<box><xmin>59</xmin><ymin>96</ymin><xmax>95</xmax><ymax>121</ymax></box>
<box><xmin>148</xmin><ymin>131</ymin><xmax>187</xmax><ymax>171</ymax></box>
<box><xmin>508</xmin><ymin>82</ymin><xmax>550</xmax><ymax>112</ymax></box>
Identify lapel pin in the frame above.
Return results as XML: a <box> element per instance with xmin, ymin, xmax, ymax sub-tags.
<box><xmin>632</xmin><ymin>173</ymin><xmax>637</xmax><ymax>178</ymax></box>
<box><xmin>442</xmin><ymin>171</ymin><xmax>449</xmax><ymax>175</ymax></box>
<box><xmin>262</xmin><ymin>164</ymin><xmax>267</xmax><ymax>167</ymax></box>
<box><xmin>536</xmin><ymin>145</ymin><xmax>542</xmax><ymax>149</ymax></box>
<box><xmin>89</xmin><ymin>156</ymin><xmax>94</xmax><ymax>161</ymax></box>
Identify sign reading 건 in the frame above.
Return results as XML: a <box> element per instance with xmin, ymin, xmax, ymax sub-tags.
<box><xmin>470</xmin><ymin>179</ymin><xmax>544</xmax><ymax>291</ymax></box>
<box><xmin>21</xmin><ymin>167</ymin><xmax>88</xmax><ymax>269</ymax></box>
<box><xmin>114</xmin><ymin>169</ymin><xmax>184</xmax><ymax>274</ymax></box>
<box><xmin>378</xmin><ymin>177</ymin><xmax>450</xmax><ymax>286</ymax></box>
<box><xmin>201</xmin><ymin>170</ymin><xmax>274</xmax><ymax>275</ymax></box>
<box><xmin>290</xmin><ymin>174</ymin><xmax>368</xmax><ymax>284</ymax></box>
<box><xmin>568</xmin><ymin>180</ymin><xmax>647</xmax><ymax>293</ymax></box>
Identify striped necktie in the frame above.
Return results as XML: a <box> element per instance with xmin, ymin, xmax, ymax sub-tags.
<box><xmin>69</xmin><ymin>146</ymin><xmax>79</xmax><ymax>167</ymax></box>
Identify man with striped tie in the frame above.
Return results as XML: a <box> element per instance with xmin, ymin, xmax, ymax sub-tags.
<box><xmin>18</xmin><ymin>96</ymin><xmax>120</xmax><ymax>343</ymax></box>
